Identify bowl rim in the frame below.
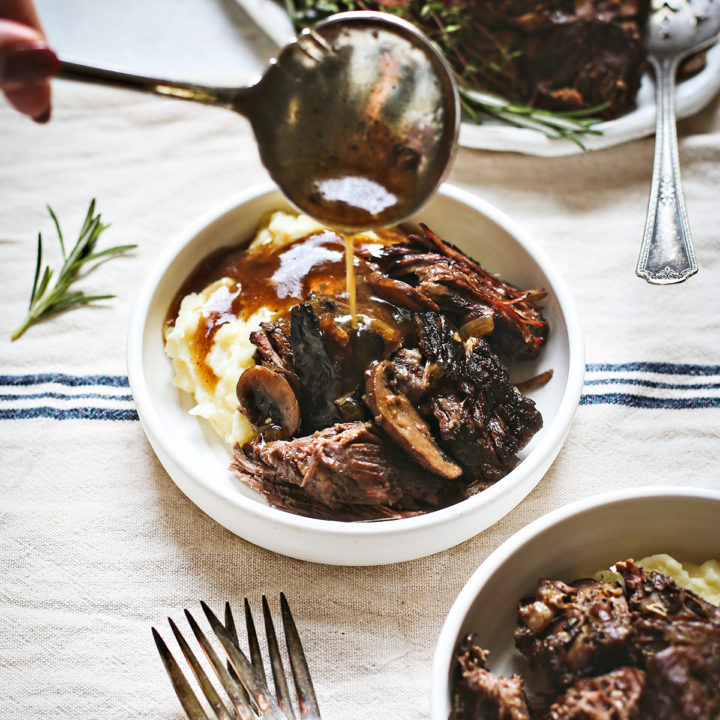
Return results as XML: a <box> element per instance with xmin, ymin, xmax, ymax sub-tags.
<box><xmin>126</xmin><ymin>182</ymin><xmax>585</xmax><ymax>554</ymax></box>
<box><xmin>429</xmin><ymin>484</ymin><xmax>720</xmax><ymax>718</ymax></box>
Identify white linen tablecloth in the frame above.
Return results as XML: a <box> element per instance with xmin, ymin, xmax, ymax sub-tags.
<box><xmin>2</xmin><ymin>45</ymin><xmax>720</xmax><ymax>720</ymax></box>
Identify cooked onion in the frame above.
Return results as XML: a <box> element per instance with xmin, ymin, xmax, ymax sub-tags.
<box><xmin>459</xmin><ymin>315</ymin><xmax>494</xmax><ymax>341</ymax></box>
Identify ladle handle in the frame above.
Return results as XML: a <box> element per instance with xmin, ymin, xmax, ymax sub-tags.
<box><xmin>636</xmin><ymin>56</ymin><xmax>698</xmax><ymax>285</ymax></box>
<box><xmin>56</xmin><ymin>59</ymin><xmax>247</xmax><ymax>112</ymax></box>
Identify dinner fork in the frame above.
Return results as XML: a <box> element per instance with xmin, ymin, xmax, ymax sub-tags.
<box><xmin>152</xmin><ymin>594</ymin><xmax>321</xmax><ymax>720</ymax></box>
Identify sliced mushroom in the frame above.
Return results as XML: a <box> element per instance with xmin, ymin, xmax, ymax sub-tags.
<box><xmin>364</xmin><ymin>360</ymin><xmax>462</xmax><ymax>479</ymax></box>
<box><xmin>236</xmin><ymin>365</ymin><xmax>301</xmax><ymax>439</ymax></box>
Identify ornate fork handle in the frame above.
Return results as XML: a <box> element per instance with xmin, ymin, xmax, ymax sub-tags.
<box><xmin>636</xmin><ymin>55</ymin><xmax>698</xmax><ymax>285</ymax></box>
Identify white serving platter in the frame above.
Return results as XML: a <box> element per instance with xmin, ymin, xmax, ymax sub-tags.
<box><xmin>232</xmin><ymin>0</ymin><xmax>720</xmax><ymax>157</ymax></box>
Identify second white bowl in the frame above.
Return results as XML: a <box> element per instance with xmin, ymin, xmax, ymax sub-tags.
<box><xmin>430</xmin><ymin>486</ymin><xmax>720</xmax><ymax>718</ymax></box>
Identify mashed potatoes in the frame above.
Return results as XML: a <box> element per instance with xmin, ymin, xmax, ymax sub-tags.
<box><xmin>164</xmin><ymin>277</ymin><xmax>275</xmax><ymax>445</ymax></box>
<box><xmin>636</xmin><ymin>554</ymin><xmax>720</xmax><ymax>605</ymax></box>
<box><xmin>249</xmin><ymin>211</ymin><xmax>326</xmax><ymax>253</ymax></box>
<box><xmin>596</xmin><ymin>553</ymin><xmax>720</xmax><ymax>605</ymax></box>
<box><xmin>164</xmin><ymin>211</ymin><xmax>377</xmax><ymax>447</ymax></box>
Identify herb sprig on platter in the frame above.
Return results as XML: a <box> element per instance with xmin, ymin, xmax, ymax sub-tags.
<box><xmin>12</xmin><ymin>200</ymin><xmax>136</xmax><ymax>341</ymax></box>
<box><xmin>284</xmin><ymin>0</ymin><xmax>607</xmax><ymax>146</ymax></box>
<box><xmin>459</xmin><ymin>87</ymin><xmax>607</xmax><ymax>149</ymax></box>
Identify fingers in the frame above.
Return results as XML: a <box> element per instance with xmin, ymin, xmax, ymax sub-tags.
<box><xmin>0</xmin><ymin>15</ymin><xmax>57</xmax><ymax>122</ymax></box>
<box><xmin>0</xmin><ymin>0</ymin><xmax>45</xmax><ymax>31</ymax></box>
<box><xmin>5</xmin><ymin>82</ymin><xmax>52</xmax><ymax>121</ymax></box>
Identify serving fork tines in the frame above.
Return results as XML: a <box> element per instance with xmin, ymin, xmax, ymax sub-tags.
<box><xmin>152</xmin><ymin>594</ymin><xmax>320</xmax><ymax>720</ymax></box>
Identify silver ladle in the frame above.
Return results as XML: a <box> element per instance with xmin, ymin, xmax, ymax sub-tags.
<box><xmin>56</xmin><ymin>11</ymin><xmax>460</xmax><ymax>232</ymax></box>
<box><xmin>636</xmin><ymin>0</ymin><xmax>720</xmax><ymax>284</ymax></box>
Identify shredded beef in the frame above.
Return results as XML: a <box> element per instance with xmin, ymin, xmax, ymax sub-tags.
<box><xmin>409</xmin><ymin>313</ymin><xmax>542</xmax><ymax>484</ymax></box>
<box><xmin>514</xmin><ymin>578</ymin><xmax>633</xmax><ymax>690</ymax></box>
<box><xmin>527</xmin><ymin>17</ymin><xmax>646</xmax><ymax>116</ymax></box>
<box><xmin>443</xmin><ymin>0</ymin><xmax>649</xmax><ymax>117</ymax></box>
<box><xmin>231</xmin><ymin>421</ymin><xmax>461</xmax><ymax>520</ymax></box>
<box><xmin>358</xmin><ymin>227</ymin><xmax>548</xmax><ymax>362</ymax></box>
<box><xmin>232</xmin><ymin>226</ymin><xmax>548</xmax><ymax>519</ymax></box>
<box><xmin>388</xmin><ymin>348</ymin><xmax>428</xmax><ymax>404</ymax></box>
<box><xmin>250</xmin><ymin>327</ymin><xmax>286</xmax><ymax>371</ymax></box>
<box><xmin>639</xmin><ymin>645</ymin><xmax>720</xmax><ymax>719</ymax></box>
<box><xmin>260</xmin><ymin>320</ymin><xmax>295</xmax><ymax>370</ymax></box>
<box><xmin>416</xmin><ymin>311</ymin><xmax>466</xmax><ymax>381</ymax></box>
<box><xmin>289</xmin><ymin>303</ymin><xmax>343</xmax><ymax>432</ymax></box>
<box><xmin>546</xmin><ymin>666</ymin><xmax>646</xmax><ymax>720</ymax></box>
<box><xmin>452</xmin><ymin>564</ymin><xmax>720</xmax><ymax>720</ymax></box>
<box><xmin>453</xmin><ymin>635</ymin><xmax>532</xmax><ymax>720</ymax></box>
<box><xmin>616</xmin><ymin>560</ymin><xmax>720</xmax><ymax>663</ymax></box>
<box><xmin>240</xmin><ymin>301</ymin><xmax>543</xmax><ymax>515</ymax></box>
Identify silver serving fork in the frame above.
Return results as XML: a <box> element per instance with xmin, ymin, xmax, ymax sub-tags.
<box><xmin>152</xmin><ymin>594</ymin><xmax>321</xmax><ymax>720</ymax></box>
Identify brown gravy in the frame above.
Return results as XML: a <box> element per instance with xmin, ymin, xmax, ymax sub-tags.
<box><xmin>166</xmin><ymin>226</ymin><xmax>407</xmax><ymax>390</ymax></box>
<box><xmin>291</xmin><ymin>118</ymin><xmax>423</xmax><ymax>231</ymax></box>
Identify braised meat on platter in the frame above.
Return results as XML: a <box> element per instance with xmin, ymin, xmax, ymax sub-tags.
<box><xmin>291</xmin><ymin>0</ymin><xmax>663</xmax><ymax>120</ymax></box>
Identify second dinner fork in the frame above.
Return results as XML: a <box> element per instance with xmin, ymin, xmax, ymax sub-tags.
<box><xmin>152</xmin><ymin>593</ymin><xmax>321</xmax><ymax>720</ymax></box>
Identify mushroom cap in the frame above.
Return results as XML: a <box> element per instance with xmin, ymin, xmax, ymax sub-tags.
<box><xmin>364</xmin><ymin>360</ymin><xmax>462</xmax><ymax>479</ymax></box>
<box><xmin>236</xmin><ymin>365</ymin><xmax>301</xmax><ymax>438</ymax></box>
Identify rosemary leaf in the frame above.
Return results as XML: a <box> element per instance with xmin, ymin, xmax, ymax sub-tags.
<box><xmin>11</xmin><ymin>200</ymin><xmax>136</xmax><ymax>341</ymax></box>
<box><xmin>81</xmin><ymin>244</ymin><xmax>139</xmax><ymax>263</ymax></box>
<box><xmin>34</xmin><ymin>266</ymin><xmax>54</xmax><ymax>304</ymax></box>
<box><xmin>47</xmin><ymin>206</ymin><xmax>66</xmax><ymax>259</ymax></box>
<box><xmin>29</xmin><ymin>233</ymin><xmax>43</xmax><ymax>308</ymax></box>
<box><xmin>50</xmin><ymin>292</ymin><xmax>116</xmax><ymax>313</ymax></box>
<box><xmin>459</xmin><ymin>85</ymin><xmax>605</xmax><ymax>147</ymax></box>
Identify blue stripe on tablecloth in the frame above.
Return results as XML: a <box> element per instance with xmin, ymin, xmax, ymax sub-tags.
<box><xmin>583</xmin><ymin>363</ymin><xmax>720</xmax><ymax>408</ymax></box>
<box><xmin>1</xmin><ymin>364</ymin><xmax>719</xmax><ymax>420</ymax></box>
<box><xmin>584</xmin><ymin>378</ymin><xmax>720</xmax><ymax>390</ymax></box>
<box><xmin>0</xmin><ymin>391</ymin><xmax>135</xmax><ymax>402</ymax></box>
<box><xmin>586</xmin><ymin>362</ymin><xmax>720</xmax><ymax>376</ymax></box>
<box><xmin>579</xmin><ymin>393</ymin><xmax>720</xmax><ymax>409</ymax></box>
<box><xmin>0</xmin><ymin>373</ymin><xmax>137</xmax><ymax>421</ymax></box>
<box><xmin>0</xmin><ymin>373</ymin><xmax>129</xmax><ymax>387</ymax></box>
<box><xmin>0</xmin><ymin>406</ymin><xmax>139</xmax><ymax>420</ymax></box>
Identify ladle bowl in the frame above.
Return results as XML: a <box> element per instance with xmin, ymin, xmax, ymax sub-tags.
<box><xmin>56</xmin><ymin>11</ymin><xmax>460</xmax><ymax>231</ymax></box>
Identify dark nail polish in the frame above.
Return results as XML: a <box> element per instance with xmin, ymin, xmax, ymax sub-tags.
<box><xmin>33</xmin><ymin>106</ymin><xmax>51</xmax><ymax>124</ymax></box>
<box><xmin>3</xmin><ymin>46</ymin><xmax>60</xmax><ymax>84</ymax></box>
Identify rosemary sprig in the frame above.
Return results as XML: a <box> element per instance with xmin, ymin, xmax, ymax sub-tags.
<box><xmin>460</xmin><ymin>86</ymin><xmax>609</xmax><ymax>150</ymax></box>
<box><xmin>11</xmin><ymin>200</ymin><xmax>136</xmax><ymax>341</ymax></box>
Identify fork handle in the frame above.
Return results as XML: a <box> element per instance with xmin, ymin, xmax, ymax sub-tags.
<box><xmin>636</xmin><ymin>55</ymin><xmax>698</xmax><ymax>284</ymax></box>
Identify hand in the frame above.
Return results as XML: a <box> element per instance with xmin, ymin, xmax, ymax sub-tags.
<box><xmin>0</xmin><ymin>0</ymin><xmax>58</xmax><ymax>122</ymax></box>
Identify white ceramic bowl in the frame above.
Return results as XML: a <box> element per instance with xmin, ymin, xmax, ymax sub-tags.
<box><xmin>126</xmin><ymin>183</ymin><xmax>584</xmax><ymax>565</ymax></box>
<box><xmin>430</xmin><ymin>486</ymin><xmax>720</xmax><ymax>718</ymax></box>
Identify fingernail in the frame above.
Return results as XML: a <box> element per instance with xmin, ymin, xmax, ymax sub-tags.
<box><xmin>2</xmin><ymin>46</ymin><xmax>59</xmax><ymax>84</ymax></box>
<box><xmin>33</xmin><ymin>106</ymin><xmax>51</xmax><ymax>124</ymax></box>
